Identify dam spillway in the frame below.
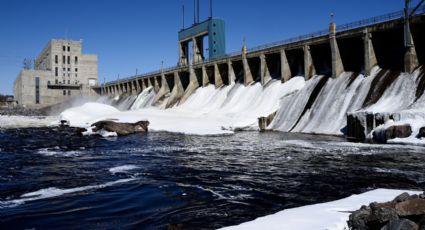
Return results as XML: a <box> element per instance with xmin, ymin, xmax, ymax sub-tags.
<box><xmin>96</xmin><ymin>8</ymin><xmax>425</xmax><ymax>102</ymax></box>
<box><xmin>80</xmin><ymin>6</ymin><xmax>425</xmax><ymax>143</ymax></box>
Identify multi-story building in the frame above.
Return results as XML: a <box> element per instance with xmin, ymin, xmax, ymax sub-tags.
<box><xmin>14</xmin><ymin>39</ymin><xmax>98</xmax><ymax>108</ymax></box>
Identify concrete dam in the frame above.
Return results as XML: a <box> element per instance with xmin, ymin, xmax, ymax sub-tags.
<box><xmin>91</xmin><ymin>6</ymin><xmax>425</xmax><ymax>141</ymax></box>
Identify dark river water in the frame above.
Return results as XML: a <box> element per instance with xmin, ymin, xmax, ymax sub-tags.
<box><xmin>0</xmin><ymin>127</ymin><xmax>424</xmax><ymax>229</ymax></box>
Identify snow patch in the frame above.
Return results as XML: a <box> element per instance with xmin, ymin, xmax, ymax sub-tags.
<box><xmin>220</xmin><ymin>189</ymin><xmax>422</xmax><ymax>230</ymax></box>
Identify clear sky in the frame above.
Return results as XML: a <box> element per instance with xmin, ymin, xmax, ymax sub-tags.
<box><xmin>0</xmin><ymin>0</ymin><xmax>415</xmax><ymax>95</ymax></box>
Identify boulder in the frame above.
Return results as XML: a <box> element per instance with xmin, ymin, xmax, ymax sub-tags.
<box><xmin>91</xmin><ymin>120</ymin><xmax>149</xmax><ymax>136</ymax></box>
<box><xmin>380</xmin><ymin>219</ymin><xmax>418</xmax><ymax>230</ymax></box>
<box><xmin>373</xmin><ymin>124</ymin><xmax>412</xmax><ymax>143</ymax></box>
<box><xmin>395</xmin><ymin>199</ymin><xmax>425</xmax><ymax>217</ymax></box>
<box><xmin>385</xmin><ymin>125</ymin><xmax>412</xmax><ymax>140</ymax></box>
<box><xmin>348</xmin><ymin>193</ymin><xmax>425</xmax><ymax>230</ymax></box>
<box><xmin>417</xmin><ymin>127</ymin><xmax>425</xmax><ymax>139</ymax></box>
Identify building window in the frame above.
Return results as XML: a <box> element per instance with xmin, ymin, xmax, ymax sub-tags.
<box><xmin>68</xmin><ymin>80</ymin><xmax>70</xmax><ymax>84</ymax></box>
<box><xmin>63</xmin><ymin>46</ymin><xmax>66</xmax><ymax>51</ymax></box>
<box><xmin>67</xmin><ymin>46</ymin><xmax>70</xmax><ymax>52</ymax></box>
<box><xmin>55</xmin><ymin>67</ymin><xmax>58</xmax><ymax>76</ymax></box>
<box><xmin>63</xmin><ymin>56</ymin><xmax>66</xmax><ymax>64</ymax></box>
<box><xmin>68</xmin><ymin>90</ymin><xmax>71</xmax><ymax>96</ymax></box>
<box><xmin>63</xmin><ymin>73</ymin><xmax>65</xmax><ymax>77</ymax></box>
<box><xmin>75</xmin><ymin>68</ymin><xmax>78</xmax><ymax>72</ymax></box>
<box><xmin>63</xmin><ymin>90</ymin><xmax>66</xmax><ymax>95</ymax></box>
<box><xmin>67</xmin><ymin>56</ymin><xmax>70</xmax><ymax>64</ymax></box>
<box><xmin>55</xmin><ymin>55</ymin><xmax>58</xmax><ymax>64</ymax></box>
<box><xmin>75</xmin><ymin>73</ymin><xmax>78</xmax><ymax>77</ymax></box>
<box><xmin>68</xmin><ymin>73</ymin><xmax>70</xmax><ymax>77</ymax></box>
<box><xmin>55</xmin><ymin>79</ymin><xmax>58</xmax><ymax>84</ymax></box>
<box><xmin>35</xmin><ymin>77</ymin><xmax>40</xmax><ymax>104</ymax></box>
<box><xmin>75</xmin><ymin>56</ymin><xmax>78</xmax><ymax>64</ymax></box>
<box><xmin>67</xmin><ymin>68</ymin><xmax>70</xmax><ymax>72</ymax></box>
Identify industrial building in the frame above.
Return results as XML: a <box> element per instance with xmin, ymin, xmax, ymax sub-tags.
<box><xmin>14</xmin><ymin>39</ymin><xmax>98</xmax><ymax>108</ymax></box>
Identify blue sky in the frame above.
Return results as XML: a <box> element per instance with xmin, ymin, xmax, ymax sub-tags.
<box><xmin>0</xmin><ymin>0</ymin><xmax>413</xmax><ymax>94</ymax></box>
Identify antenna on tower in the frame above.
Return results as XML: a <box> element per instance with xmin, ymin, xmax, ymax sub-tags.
<box><xmin>197</xmin><ymin>0</ymin><xmax>200</xmax><ymax>23</ymax></box>
<box><xmin>210</xmin><ymin>0</ymin><xmax>213</xmax><ymax>18</ymax></box>
<box><xmin>182</xmin><ymin>4</ymin><xmax>185</xmax><ymax>29</ymax></box>
<box><xmin>193</xmin><ymin>0</ymin><xmax>196</xmax><ymax>24</ymax></box>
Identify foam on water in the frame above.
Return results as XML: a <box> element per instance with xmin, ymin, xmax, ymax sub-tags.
<box><xmin>109</xmin><ymin>165</ymin><xmax>139</xmax><ymax>174</ymax></box>
<box><xmin>0</xmin><ymin>178</ymin><xmax>137</xmax><ymax>209</ymax></box>
<box><xmin>37</xmin><ymin>147</ymin><xmax>81</xmax><ymax>157</ymax></box>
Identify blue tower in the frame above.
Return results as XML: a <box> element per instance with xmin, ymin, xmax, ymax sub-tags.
<box><xmin>178</xmin><ymin>18</ymin><xmax>226</xmax><ymax>66</ymax></box>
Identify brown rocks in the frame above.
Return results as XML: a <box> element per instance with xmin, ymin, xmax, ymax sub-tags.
<box><xmin>91</xmin><ymin>120</ymin><xmax>149</xmax><ymax>136</ymax></box>
<box><xmin>395</xmin><ymin>199</ymin><xmax>425</xmax><ymax>216</ymax></box>
<box><xmin>348</xmin><ymin>192</ymin><xmax>425</xmax><ymax>230</ymax></box>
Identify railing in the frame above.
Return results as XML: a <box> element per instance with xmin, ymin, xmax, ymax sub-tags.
<box><xmin>105</xmin><ymin>6</ymin><xmax>425</xmax><ymax>86</ymax></box>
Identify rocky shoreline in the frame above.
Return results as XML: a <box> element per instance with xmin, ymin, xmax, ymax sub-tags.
<box><xmin>349</xmin><ymin>192</ymin><xmax>425</xmax><ymax>230</ymax></box>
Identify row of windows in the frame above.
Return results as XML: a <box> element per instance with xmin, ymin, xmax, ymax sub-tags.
<box><xmin>63</xmin><ymin>90</ymin><xmax>71</xmax><ymax>96</ymax></box>
<box><xmin>55</xmin><ymin>67</ymin><xmax>78</xmax><ymax>77</ymax></box>
<box><xmin>63</xmin><ymin>46</ymin><xmax>70</xmax><ymax>52</ymax></box>
<box><xmin>55</xmin><ymin>55</ymin><xmax>78</xmax><ymax>64</ymax></box>
<box><xmin>55</xmin><ymin>79</ymin><xmax>79</xmax><ymax>85</ymax></box>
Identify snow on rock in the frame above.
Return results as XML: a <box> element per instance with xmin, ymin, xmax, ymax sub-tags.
<box><xmin>59</xmin><ymin>102</ymin><xmax>120</xmax><ymax>127</ymax></box>
<box><xmin>220</xmin><ymin>189</ymin><xmax>422</xmax><ymax>230</ymax></box>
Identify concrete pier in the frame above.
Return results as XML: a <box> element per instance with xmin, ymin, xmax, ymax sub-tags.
<box><xmin>281</xmin><ymin>49</ymin><xmax>292</xmax><ymax>82</ymax></box>
<box><xmin>329</xmin><ymin>22</ymin><xmax>344</xmax><ymax>78</ymax></box>
<box><xmin>242</xmin><ymin>45</ymin><xmax>254</xmax><ymax>86</ymax></box>
<box><xmin>214</xmin><ymin>63</ymin><xmax>223</xmax><ymax>88</ymax></box>
<box><xmin>166</xmin><ymin>72</ymin><xmax>185</xmax><ymax>108</ymax></box>
<box><xmin>260</xmin><ymin>53</ymin><xmax>271</xmax><ymax>85</ymax></box>
<box><xmin>363</xmin><ymin>28</ymin><xmax>378</xmax><ymax>76</ymax></box>
<box><xmin>304</xmin><ymin>45</ymin><xmax>316</xmax><ymax>80</ymax></box>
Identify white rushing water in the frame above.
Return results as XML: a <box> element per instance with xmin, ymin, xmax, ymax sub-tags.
<box><xmin>60</xmin><ymin>77</ymin><xmax>305</xmax><ymax>135</ymax></box>
<box><xmin>56</xmin><ymin>68</ymin><xmax>425</xmax><ymax>143</ymax></box>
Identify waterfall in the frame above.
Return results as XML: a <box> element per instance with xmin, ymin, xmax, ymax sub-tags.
<box><xmin>63</xmin><ymin>67</ymin><xmax>425</xmax><ymax>139</ymax></box>
<box><xmin>130</xmin><ymin>87</ymin><xmax>155</xmax><ymax>110</ymax></box>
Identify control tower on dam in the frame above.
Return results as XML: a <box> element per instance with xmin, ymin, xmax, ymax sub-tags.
<box><xmin>96</xmin><ymin>3</ymin><xmax>425</xmax><ymax>108</ymax></box>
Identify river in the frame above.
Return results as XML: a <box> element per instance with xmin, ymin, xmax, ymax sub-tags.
<box><xmin>1</xmin><ymin>127</ymin><xmax>424</xmax><ymax>229</ymax></box>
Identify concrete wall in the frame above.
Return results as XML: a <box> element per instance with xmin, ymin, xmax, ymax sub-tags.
<box><xmin>14</xmin><ymin>39</ymin><xmax>98</xmax><ymax>108</ymax></box>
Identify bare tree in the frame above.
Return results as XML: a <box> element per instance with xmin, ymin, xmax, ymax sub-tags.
<box><xmin>23</xmin><ymin>58</ymin><xmax>34</xmax><ymax>70</ymax></box>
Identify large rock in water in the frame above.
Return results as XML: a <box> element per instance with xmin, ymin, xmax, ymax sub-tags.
<box><xmin>91</xmin><ymin>120</ymin><xmax>149</xmax><ymax>136</ymax></box>
<box><xmin>373</xmin><ymin>124</ymin><xmax>412</xmax><ymax>143</ymax></box>
<box><xmin>417</xmin><ymin>127</ymin><xmax>425</xmax><ymax>138</ymax></box>
<box><xmin>348</xmin><ymin>192</ymin><xmax>425</xmax><ymax>230</ymax></box>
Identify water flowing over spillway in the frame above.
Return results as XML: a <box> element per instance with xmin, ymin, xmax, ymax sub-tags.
<box><xmin>66</xmin><ymin>67</ymin><xmax>425</xmax><ymax>144</ymax></box>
